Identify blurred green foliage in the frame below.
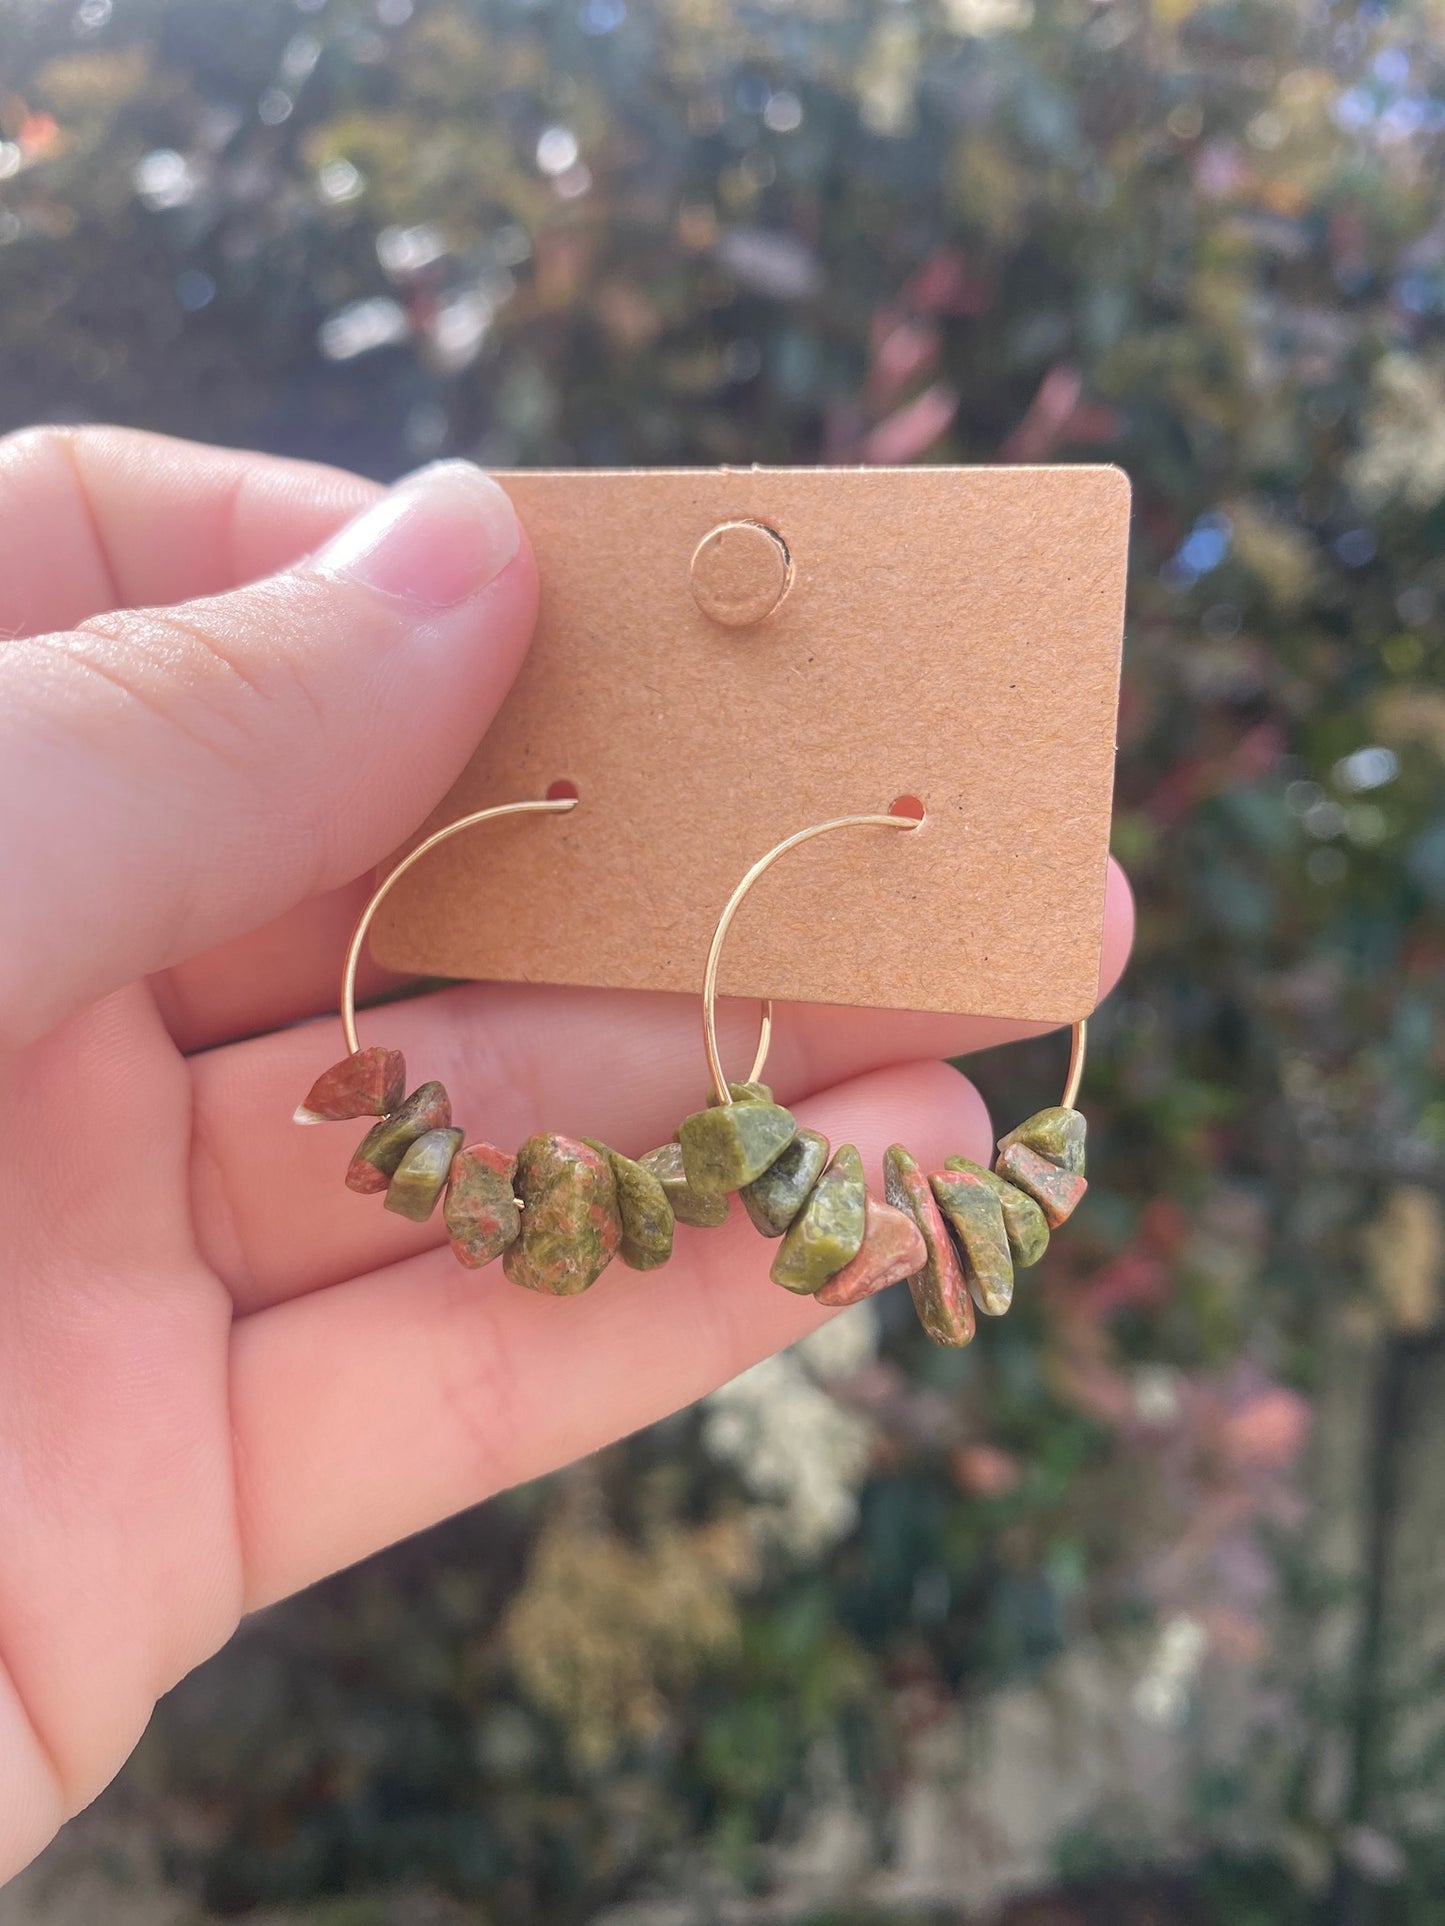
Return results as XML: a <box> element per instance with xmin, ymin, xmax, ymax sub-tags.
<box><xmin>2</xmin><ymin>0</ymin><xmax>1444</xmax><ymax>1917</ymax></box>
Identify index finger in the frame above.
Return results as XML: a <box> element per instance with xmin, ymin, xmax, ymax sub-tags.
<box><xmin>0</xmin><ymin>426</ymin><xmax>379</xmax><ymax>638</ymax></box>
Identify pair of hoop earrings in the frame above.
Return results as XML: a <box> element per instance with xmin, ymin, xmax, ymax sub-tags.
<box><xmin>295</xmin><ymin>796</ymin><xmax>1089</xmax><ymax>1348</ymax></box>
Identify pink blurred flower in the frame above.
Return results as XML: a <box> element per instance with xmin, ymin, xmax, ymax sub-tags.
<box><xmin>999</xmin><ymin>363</ymin><xmax>1120</xmax><ymax>462</ymax></box>
<box><xmin>953</xmin><ymin>1442</ymin><xmax>1024</xmax><ymax>1498</ymax></box>
<box><xmin>866</xmin><ymin>318</ymin><xmax>941</xmax><ymax>410</ymax></box>
<box><xmin>900</xmin><ymin>247</ymin><xmax>993</xmax><ymax>318</ymax></box>
<box><xmin>861</xmin><ymin>382</ymin><xmax>959</xmax><ymax>464</ymax></box>
<box><xmin>1219</xmin><ymin>1386</ymin><xmax>1311</xmax><ymax>1470</ymax></box>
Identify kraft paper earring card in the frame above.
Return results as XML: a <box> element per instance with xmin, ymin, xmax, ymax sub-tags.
<box><xmin>371</xmin><ymin>465</ymin><xmax>1129</xmax><ymax>1024</ymax></box>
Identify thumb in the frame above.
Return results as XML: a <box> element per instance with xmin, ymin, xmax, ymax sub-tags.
<box><xmin>0</xmin><ymin>461</ymin><xmax>536</xmax><ymax>1050</ymax></box>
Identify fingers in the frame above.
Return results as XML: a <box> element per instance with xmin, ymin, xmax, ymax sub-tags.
<box><xmin>189</xmin><ymin>861</ymin><xmax>1133</xmax><ymax>1313</ymax></box>
<box><xmin>151</xmin><ymin>879</ymin><xmax>408</xmax><ymax>1055</ymax></box>
<box><xmin>1098</xmin><ymin>854</ymin><xmax>1135</xmax><ymax>1007</ymax></box>
<box><xmin>0</xmin><ymin>426</ymin><xmax>378</xmax><ymax>637</ymax></box>
<box><xmin>0</xmin><ymin>1666</ymin><xmax>63</xmax><ymax>1883</ymax></box>
<box><xmin>0</xmin><ymin>462</ymin><xmax>538</xmax><ymax>1050</ymax></box>
<box><xmin>0</xmin><ymin>986</ymin><xmax>242</xmax><ymax>1854</ymax></box>
<box><xmin>229</xmin><ymin>1060</ymin><xmax>992</xmax><ymax>1610</ymax></box>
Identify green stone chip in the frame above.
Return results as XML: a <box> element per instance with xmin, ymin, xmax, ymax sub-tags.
<box><xmin>637</xmin><ymin>1143</ymin><xmax>729</xmax><ymax>1229</ymax></box>
<box><xmin>586</xmin><ymin>1140</ymin><xmax>675</xmax><ymax>1271</ymax></box>
<box><xmin>742</xmin><ymin>1127</ymin><xmax>830</xmax><ymax>1238</ymax></box>
<box><xmin>678</xmin><ymin>1100</ymin><xmax>797</xmax><ymax>1196</ymax></box>
<box><xmin>770</xmin><ymin>1144</ymin><xmax>866</xmax><ymax>1295</ymax></box>
<box><xmin>385</xmin><ymin>1126</ymin><xmax>464</xmax><ymax>1222</ymax></box>
<box><xmin>943</xmin><ymin>1156</ymin><xmax>1050</xmax><ymax>1269</ymax></box>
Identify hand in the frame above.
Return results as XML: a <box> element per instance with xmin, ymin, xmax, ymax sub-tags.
<box><xmin>0</xmin><ymin>427</ymin><xmax>1132</xmax><ymax>1876</ymax></box>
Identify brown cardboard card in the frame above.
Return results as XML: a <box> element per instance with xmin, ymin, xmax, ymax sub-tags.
<box><xmin>371</xmin><ymin>465</ymin><xmax>1129</xmax><ymax>1024</ymax></box>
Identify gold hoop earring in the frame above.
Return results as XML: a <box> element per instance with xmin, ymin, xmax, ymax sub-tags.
<box><xmin>296</xmin><ymin>791</ymin><xmax>729</xmax><ymax>1294</ymax></box>
<box><xmin>673</xmin><ymin>804</ymin><xmax>1089</xmax><ymax>1347</ymax></box>
<box><xmin>295</xmin><ymin>797</ymin><xmax>1090</xmax><ymax>1330</ymax></box>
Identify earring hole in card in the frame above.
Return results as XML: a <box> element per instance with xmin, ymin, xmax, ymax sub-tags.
<box><xmin>546</xmin><ymin>778</ymin><xmax>580</xmax><ymax>802</ymax></box>
<box><xmin>889</xmin><ymin>794</ymin><xmax>926</xmax><ymax>825</ymax></box>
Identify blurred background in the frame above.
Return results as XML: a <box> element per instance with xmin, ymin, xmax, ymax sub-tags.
<box><xmin>1</xmin><ymin>0</ymin><xmax>1444</xmax><ymax>1919</ymax></box>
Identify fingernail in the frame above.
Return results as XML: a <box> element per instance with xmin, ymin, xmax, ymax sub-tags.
<box><xmin>312</xmin><ymin>461</ymin><xmax>521</xmax><ymax>608</ymax></box>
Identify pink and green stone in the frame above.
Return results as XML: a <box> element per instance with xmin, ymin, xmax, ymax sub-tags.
<box><xmin>295</xmin><ymin>1046</ymin><xmax>406</xmax><ymax>1125</ymax></box>
<box><xmin>678</xmin><ymin>1099</ymin><xmax>797</xmax><ymax>1196</ymax></box>
<box><xmin>742</xmin><ymin>1127</ymin><xmax>830</xmax><ymax>1238</ymax></box>
<box><xmin>345</xmin><ymin>1081</ymin><xmax>453</xmax><ymax>1194</ymax></box>
<box><xmin>994</xmin><ymin>1141</ymin><xmax>1089</xmax><ymax>1229</ymax></box>
<box><xmin>929</xmin><ymin>1167</ymin><xmax>1014</xmax><ymax>1316</ymax></box>
<box><xmin>998</xmin><ymin>1106</ymin><xmax>1086</xmax><ymax>1176</ymax></box>
<box><xmin>815</xmin><ymin>1192</ymin><xmax>926</xmax><ymax>1307</ymax></box>
<box><xmin>385</xmin><ymin>1127</ymin><xmax>464</xmax><ymax>1222</ymax></box>
<box><xmin>503</xmin><ymin>1134</ymin><xmax>622</xmax><ymax>1296</ymax></box>
<box><xmin>586</xmin><ymin>1141</ymin><xmax>675</xmax><ymax>1272</ymax></box>
<box><xmin>883</xmin><ymin>1144</ymin><xmax>975</xmax><ymax>1347</ymax></box>
<box><xmin>944</xmin><ymin>1156</ymin><xmax>1049</xmax><ymax>1268</ymax></box>
<box><xmin>444</xmin><ymin>1143</ymin><xmax>520</xmax><ymax>1268</ymax></box>
<box><xmin>770</xmin><ymin>1145</ymin><xmax>866</xmax><ymax>1295</ymax></box>
<box><xmin>637</xmin><ymin>1143</ymin><xmax>728</xmax><ymax>1229</ymax></box>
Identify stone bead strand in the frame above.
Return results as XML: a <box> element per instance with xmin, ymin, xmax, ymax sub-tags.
<box><xmin>297</xmin><ymin>1051</ymin><xmax>1089</xmax><ymax>1341</ymax></box>
<box><xmin>295</xmin><ymin>1047</ymin><xmax>706</xmax><ymax>1296</ymax></box>
<box><xmin>672</xmin><ymin>1090</ymin><xmax>1090</xmax><ymax>1347</ymax></box>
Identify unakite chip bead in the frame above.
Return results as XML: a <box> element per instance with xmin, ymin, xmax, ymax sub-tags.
<box><xmin>586</xmin><ymin>1141</ymin><xmax>675</xmax><ymax>1272</ymax></box>
<box><xmin>998</xmin><ymin>1105</ymin><xmax>1086</xmax><ymax>1176</ymax></box>
<box><xmin>678</xmin><ymin>1099</ymin><xmax>797</xmax><ymax>1196</ymax></box>
<box><xmin>883</xmin><ymin>1144</ymin><xmax>975</xmax><ymax>1347</ymax></box>
<box><xmin>707</xmin><ymin>1080</ymin><xmax>774</xmax><ymax>1108</ymax></box>
<box><xmin>770</xmin><ymin>1145</ymin><xmax>866</xmax><ymax>1295</ymax></box>
<box><xmin>503</xmin><ymin>1134</ymin><xmax>622</xmax><ymax>1296</ymax></box>
<box><xmin>944</xmin><ymin>1156</ymin><xmax>1049</xmax><ymax>1268</ymax></box>
<box><xmin>929</xmin><ymin>1167</ymin><xmax>1013</xmax><ymax>1316</ymax></box>
<box><xmin>742</xmin><ymin>1127</ymin><xmax>830</xmax><ymax>1238</ymax></box>
<box><xmin>345</xmin><ymin>1081</ymin><xmax>452</xmax><ymax>1194</ymax></box>
<box><xmin>295</xmin><ymin>1045</ymin><xmax>406</xmax><ymax>1125</ymax></box>
<box><xmin>637</xmin><ymin>1144</ymin><xmax>728</xmax><ymax>1229</ymax></box>
<box><xmin>815</xmin><ymin>1192</ymin><xmax>926</xmax><ymax>1308</ymax></box>
<box><xmin>995</xmin><ymin>1141</ymin><xmax>1088</xmax><ymax>1229</ymax></box>
<box><xmin>444</xmin><ymin>1143</ymin><xmax>521</xmax><ymax>1269</ymax></box>
<box><xmin>385</xmin><ymin>1127</ymin><xmax>464</xmax><ymax>1222</ymax></box>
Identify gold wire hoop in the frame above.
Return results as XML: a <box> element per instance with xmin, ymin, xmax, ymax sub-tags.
<box><xmin>1062</xmin><ymin>1015</ymin><xmax>1088</xmax><ymax>1110</ymax></box>
<box><xmin>701</xmin><ymin>806</ymin><xmax>1089</xmax><ymax>1112</ymax></box>
<box><xmin>702</xmin><ymin>811</ymin><xmax>921</xmax><ymax>1105</ymax></box>
<box><xmin>340</xmin><ymin>795</ymin><xmax>578</xmax><ymax>1056</ymax></box>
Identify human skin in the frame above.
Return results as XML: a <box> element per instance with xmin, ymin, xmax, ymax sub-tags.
<box><xmin>0</xmin><ymin>427</ymin><xmax>1134</xmax><ymax>1877</ymax></box>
